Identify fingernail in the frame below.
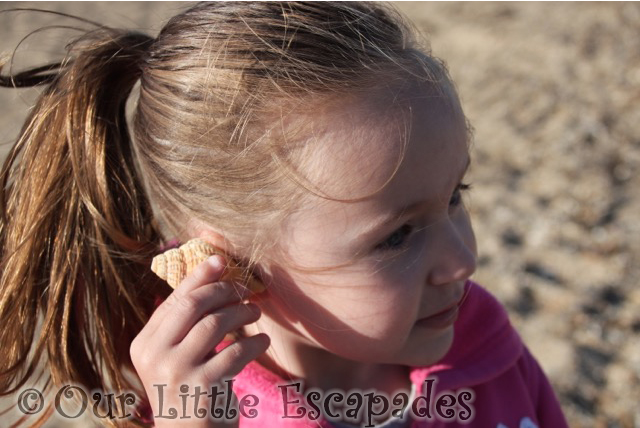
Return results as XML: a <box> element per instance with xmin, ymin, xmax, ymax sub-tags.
<box><xmin>207</xmin><ymin>255</ymin><xmax>225</xmax><ymax>270</ymax></box>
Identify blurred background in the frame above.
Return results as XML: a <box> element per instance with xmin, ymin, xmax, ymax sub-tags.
<box><xmin>1</xmin><ymin>2</ymin><xmax>638</xmax><ymax>427</ymax></box>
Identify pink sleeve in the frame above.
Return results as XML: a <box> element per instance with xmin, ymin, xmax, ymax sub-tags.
<box><xmin>518</xmin><ymin>346</ymin><xmax>569</xmax><ymax>427</ymax></box>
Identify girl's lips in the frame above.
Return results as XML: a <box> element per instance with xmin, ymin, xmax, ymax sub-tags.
<box><xmin>415</xmin><ymin>282</ymin><xmax>470</xmax><ymax>329</ymax></box>
<box><xmin>415</xmin><ymin>304</ymin><xmax>459</xmax><ymax>329</ymax></box>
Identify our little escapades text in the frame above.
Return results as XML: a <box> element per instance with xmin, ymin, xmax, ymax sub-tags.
<box><xmin>17</xmin><ymin>379</ymin><xmax>475</xmax><ymax>425</ymax></box>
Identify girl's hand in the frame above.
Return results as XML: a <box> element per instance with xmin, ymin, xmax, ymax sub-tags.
<box><xmin>131</xmin><ymin>255</ymin><xmax>270</xmax><ymax>427</ymax></box>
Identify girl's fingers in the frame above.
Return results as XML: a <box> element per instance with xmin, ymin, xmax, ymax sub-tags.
<box><xmin>180</xmin><ymin>303</ymin><xmax>262</xmax><ymax>363</ymax></box>
<box><xmin>140</xmin><ymin>255</ymin><xmax>228</xmax><ymax>337</ymax></box>
<box><xmin>174</xmin><ymin>255</ymin><xmax>227</xmax><ymax>295</ymax></box>
<box><xmin>201</xmin><ymin>333</ymin><xmax>270</xmax><ymax>382</ymax></box>
<box><xmin>158</xmin><ymin>280</ymin><xmax>251</xmax><ymax>345</ymax></box>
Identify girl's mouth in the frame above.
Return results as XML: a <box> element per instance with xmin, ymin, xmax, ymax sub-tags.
<box><xmin>415</xmin><ymin>305</ymin><xmax>459</xmax><ymax>329</ymax></box>
<box><xmin>414</xmin><ymin>281</ymin><xmax>472</xmax><ymax>329</ymax></box>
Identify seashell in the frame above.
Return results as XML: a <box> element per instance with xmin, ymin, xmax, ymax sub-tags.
<box><xmin>151</xmin><ymin>238</ymin><xmax>265</xmax><ymax>293</ymax></box>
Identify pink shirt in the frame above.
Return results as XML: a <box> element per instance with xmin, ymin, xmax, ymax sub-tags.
<box><xmin>216</xmin><ymin>281</ymin><xmax>568</xmax><ymax>428</ymax></box>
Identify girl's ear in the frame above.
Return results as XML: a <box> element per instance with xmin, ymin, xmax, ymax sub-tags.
<box><xmin>185</xmin><ymin>219</ymin><xmax>267</xmax><ymax>295</ymax></box>
<box><xmin>186</xmin><ymin>219</ymin><xmax>231</xmax><ymax>253</ymax></box>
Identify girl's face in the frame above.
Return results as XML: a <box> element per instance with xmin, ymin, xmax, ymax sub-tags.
<box><xmin>258</xmin><ymin>85</ymin><xmax>477</xmax><ymax>368</ymax></box>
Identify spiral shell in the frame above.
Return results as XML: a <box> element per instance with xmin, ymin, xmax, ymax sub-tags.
<box><xmin>151</xmin><ymin>238</ymin><xmax>265</xmax><ymax>293</ymax></box>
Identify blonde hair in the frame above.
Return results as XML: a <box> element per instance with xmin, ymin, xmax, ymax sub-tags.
<box><xmin>0</xmin><ymin>2</ymin><xmax>458</xmax><ymax>426</ymax></box>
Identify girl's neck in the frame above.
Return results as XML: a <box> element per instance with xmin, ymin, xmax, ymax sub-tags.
<box><xmin>242</xmin><ymin>317</ymin><xmax>412</xmax><ymax>396</ymax></box>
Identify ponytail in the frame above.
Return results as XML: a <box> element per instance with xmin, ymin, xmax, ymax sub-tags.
<box><xmin>0</xmin><ymin>26</ymin><xmax>164</xmax><ymax>424</ymax></box>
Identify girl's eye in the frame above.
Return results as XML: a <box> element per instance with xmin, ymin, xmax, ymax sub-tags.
<box><xmin>376</xmin><ymin>224</ymin><xmax>414</xmax><ymax>252</ymax></box>
<box><xmin>449</xmin><ymin>182</ymin><xmax>472</xmax><ymax>207</ymax></box>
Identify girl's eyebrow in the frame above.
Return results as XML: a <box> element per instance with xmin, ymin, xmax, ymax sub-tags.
<box><xmin>357</xmin><ymin>155</ymin><xmax>471</xmax><ymax>240</ymax></box>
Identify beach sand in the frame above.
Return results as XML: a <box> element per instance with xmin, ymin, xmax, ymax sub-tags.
<box><xmin>1</xmin><ymin>2</ymin><xmax>638</xmax><ymax>427</ymax></box>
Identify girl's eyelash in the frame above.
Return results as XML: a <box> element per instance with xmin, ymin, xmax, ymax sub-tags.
<box><xmin>449</xmin><ymin>182</ymin><xmax>472</xmax><ymax>207</ymax></box>
<box><xmin>375</xmin><ymin>224</ymin><xmax>414</xmax><ymax>252</ymax></box>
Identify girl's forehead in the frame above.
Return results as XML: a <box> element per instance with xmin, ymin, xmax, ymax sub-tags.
<box><xmin>291</xmin><ymin>84</ymin><xmax>467</xmax><ymax>202</ymax></box>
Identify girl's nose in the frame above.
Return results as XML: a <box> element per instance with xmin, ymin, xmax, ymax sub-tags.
<box><xmin>426</xmin><ymin>221</ymin><xmax>477</xmax><ymax>286</ymax></box>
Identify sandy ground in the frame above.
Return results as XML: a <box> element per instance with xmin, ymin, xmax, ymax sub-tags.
<box><xmin>1</xmin><ymin>2</ymin><xmax>639</xmax><ymax>427</ymax></box>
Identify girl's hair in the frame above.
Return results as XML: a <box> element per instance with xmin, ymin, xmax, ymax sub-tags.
<box><xmin>0</xmin><ymin>2</ymin><xmax>458</xmax><ymax>426</ymax></box>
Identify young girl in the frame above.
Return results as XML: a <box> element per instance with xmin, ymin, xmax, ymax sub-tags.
<box><xmin>0</xmin><ymin>2</ymin><xmax>568</xmax><ymax>427</ymax></box>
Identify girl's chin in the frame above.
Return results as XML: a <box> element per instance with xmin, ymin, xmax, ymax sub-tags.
<box><xmin>400</xmin><ymin>325</ymin><xmax>455</xmax><ymax>366</ymax></box>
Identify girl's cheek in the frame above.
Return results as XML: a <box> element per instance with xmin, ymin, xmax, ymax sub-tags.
<box><xmin>370</xmin><ymin>245</ymin><xmax>427</xmax><ymax>294</ymax></box>
<box><xmin>458</xmin><ymin>209</ymin><xmax>478</xmax><ymax>258</ymax></box>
